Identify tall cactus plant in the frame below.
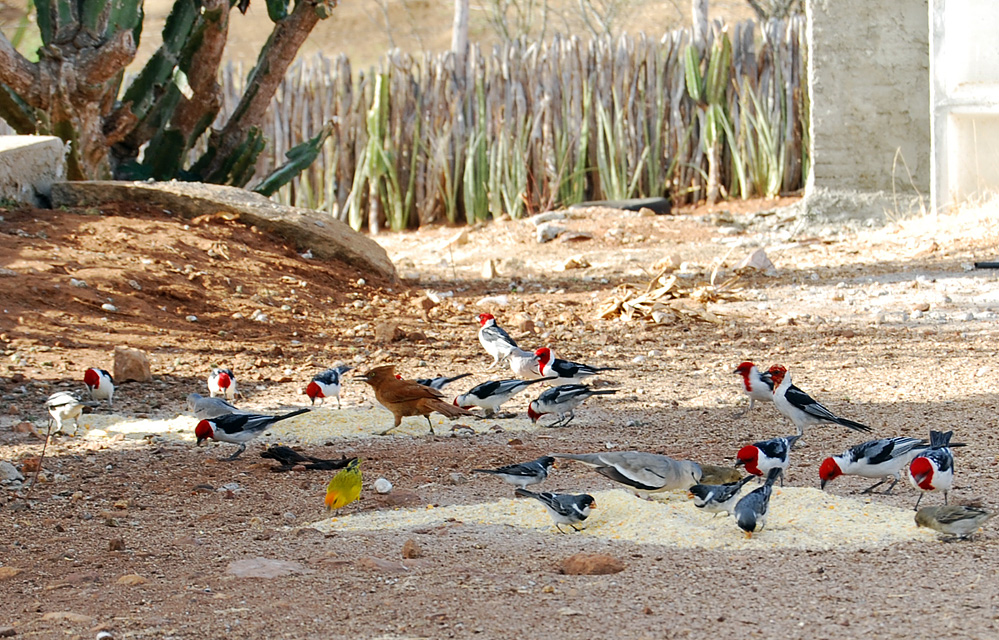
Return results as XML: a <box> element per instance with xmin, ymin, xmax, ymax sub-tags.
<box><xmin>684</xmin><ymin>29</ymin><xmax>733</xmax><ymax>204</ymax></box>
<box><xmin>0</xmin><ymin>0</ymin><xmax>338</xmax><ymax>186</ymax></box>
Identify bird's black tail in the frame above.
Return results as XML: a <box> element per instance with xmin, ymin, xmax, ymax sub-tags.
<box><xmin>929</xmin><ymin>430</ymin><xmax>953</xmax><ymax>448</ymax></box>
<box><xmin>591</xmin><ymin>389</ymin><xmax>619</xmax><ymax>396</ymax></box>
<box><xmin>834</xmin><ymin>417</ymin><xmax>872</xmax><ymax>432</ymax></box>
<box><xmin>514</xmin><ymin>488</ymin><xmax>540</xmax><ymax>499</ymax></box>
<box><xmin>275</xmin><ymin>408</ymin><xmax>311</xmax><ymax>422</ymax></box>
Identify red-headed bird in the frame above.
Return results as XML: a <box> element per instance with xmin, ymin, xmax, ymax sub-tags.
<box><xmin>733</xmin><ymin>361</ymin><xmax>773</xmax><ymax>416</ymax></box>
<box><xmin>83</xmin><ymin>368</ymin><xmax>114</xmax><ymax>406</ymax></box>
<box><xmin>767</xmin><ymin>365</ymin><xmax>871</xmax><ymax>435</ymax></box>
<box><xmin>307</xmin><ymin>365</ymin><xmax>352</xmax><ymax>408</ymax></box>
<box><xmin>907</xmin><ymin>430</ymin><xmax>955</xmax><ymax>509</ymax></box>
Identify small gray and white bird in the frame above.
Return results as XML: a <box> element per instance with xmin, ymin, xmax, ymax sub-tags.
<box><xmin>83</xmin><ymin>368</ymin><xmax>114</xmax><ymax>407</ymax></box>
<box><xmin>415</xmin><ymin>372</ymin><xmax>472</xmax><ymax>391</ymax></box>
<box><xmin>455</xmin><ymin>378</ymin><xmax>550</xmax><ymax>416</ymax></box>
<box><xmin>689</xmin><ymin>475</ymin><xmax>756</xmax><ymax>516</ymax></box>
<box><xmin>527</xmin><ymin>384</ymin><xmax>616</xmax><ymax>427</ymax></box>
<box><xmin>915</xmin><ymin>505</ymin><xmax>995</xmax><ymax>541</ymax></box>
<box><xmin>306</xmin><ymin>365</ymin><xmax>353</xmax><ymax>408</ymax></box>
<box><xmin>208</xmin><ymin>367</ymin><xmax>239</xmax><ymax>401</ymax></box>
<box><xmin>508</xmin><ymin>347</ymin><xmax>542</xmax><ymax>379</ymax></box>
<box><xmin>515</xmin><ymin>488</ymin><xmax>596</xmax><ymax>533</ymax></box>
<box><xmin>552</xmin><ymin>451</ymin><xmax>703</xmax><ymax>494</ymax></box>
<box><xmin>478</xmin><ymin>313</ymin><xmax>519</xmax><ymax>369</ymax></box>
<box><xmin>194</xmin><ymin>408</ymin><xmax>310</xmax><ymax>460</ymax></box>
<box><xmin>733</xmin><ymin>467</ymin><xmax>781</xmax><ymax>538</ymax></box>
<box><xmin>472</xmin><ymin>456</ymin><xmax>555</xmax><ymax>489</ymax></box>
<box><xmin>46</xmin><ymin>391</ymin><xmax>94</xmax><ymax>435</ymax></box>
<box><xmin>186</xmin><ymin>393</ymin><xmax>243</xmax><ymax>420</ymax></box>
<box><xmin>733</xmin><ymin>361</ymin><xmax>773</xmax><ymax>416</ymax></box>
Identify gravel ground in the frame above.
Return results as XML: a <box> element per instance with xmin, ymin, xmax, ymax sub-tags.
<box><xmin>2</xmin><ymin>199</ymin><xmax>999</xmax><ymax>639</ymax></box>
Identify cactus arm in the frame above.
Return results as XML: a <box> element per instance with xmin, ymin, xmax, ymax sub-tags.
<box><xmin>253</xmin><ymin>120</ymin><xmax>334</xmax><ymax>197</ymax></box>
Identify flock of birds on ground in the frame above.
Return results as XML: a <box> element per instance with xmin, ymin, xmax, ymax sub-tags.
<box><xmin>41</xmin><ymin>313</ymin><xmax>993</xmax><ymax>542</ymax></box>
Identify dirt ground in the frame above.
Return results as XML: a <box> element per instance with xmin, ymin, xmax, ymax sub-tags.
<box><xmin>3</xmin><ymin>198</ymin><xmax>999</xmax><ymax>639</ymax></box>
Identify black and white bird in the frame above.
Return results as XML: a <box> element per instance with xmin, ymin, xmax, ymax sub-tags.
<box><xmin>735</xmin><ymin>435</ymin><xmax>800</xmax><ymax>485</ymax></box>
<box><xmin>689</xmin><ymin>475</ymin><xmax>756</xmax><ymax>516</ymax></box>
<box><xmin>733</xmin><ymin>468</ymin><xmax>781</xmax><ymax>538</ymax></box>
<box><xmin>83</xmin><ymin>368</ymin><xmax>114</xmax><ymax>407</ymax></box>
<box><xmin>819</xmin><ymin>436</ymin><xmax>928</xmax><ymax>493</ymax></box>
<box><xmin>478</xmin><ymin>313</ymin><xmax>518</xmax><ymax>369</ymax></box>
<box><xmin>767</xmin><ymin>365</ymin><xmax>871</xmax><ymax>435</ymax></box>
<box><xmin>194</xmin><ymin>408</ymin><xmax>309</xmax><ymax>460</ymax></box>
<box><xmin>527</xmin><ymin>384</ymin><xmax>616</xmax><ymax>427</ymax></box>
<box><xmin>515</xmin><ymin>488</ymin><xmax>596</xmax><ymax>533</ymax></box>
<box><xmin>186</xmin><ymin>392</ymin><xmax>243</xmax><ymax>420</ymax></box>
<box><xmin>915</xmin><ymin>505</ymin><xmax>995</xmax><ymax>541</ymax></box>
<box><xmin>534</xmin><ymin>348</ymin><xmax>617</xmax><ymax>383</ymax></box>
<box><xmin>414</xmin><ymin>372</ymin><xmax>472</xmax><ymax>391</ymax></box>
<box><xmin>552</xmin><ymin>451</ymin><xmax>703</xmax><ymax>494</ymax></box>
<box><xmin>455</xmin><ymin>377</ymin><xmax>550</xmax><ymax>416</ymax></box>
<box><xmin>46</xmin><ymin>391</ymin><xmax>94</xmax><ymax>435</ymax></box>
<box><xmin>907</xmin><ymin>430</ymin><xmax>956</xmax><ymax>509</ymax></box>
<box><xmin>306</xmin><ymin>365</ymin><xmax>353</xmax><ymax>408</ymax></box>
<box><xmin>733</xmin><ymin>361</ymin><xmax>773</xmax><ymax>416</ymax></box>
<box><xmin>208</xmin><ymin>368</ymin><xmax>239</xmax><ymax>401</ymax></box>
<box><xmin>471</xmin><ymin>456</ymin><xmax>555</xmax><ymax>489</ymax></box>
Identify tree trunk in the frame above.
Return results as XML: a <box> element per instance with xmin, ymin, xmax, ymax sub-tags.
<box><xmin>451</xmin><ymin>0</ymin><xmax>469</xmax><ymax>85</ymax></box>
<box><xmin>691</xmin><ymin>0</ymin><xmax>709</xmax><ymax>50</ymax></box>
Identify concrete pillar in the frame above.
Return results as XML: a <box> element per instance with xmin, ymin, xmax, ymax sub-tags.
<box><xmin>0</xmin><ymin>136</ymin><xmax>67</xmax><ymax>206</ymax></box>
<box><xmin>804</xmin><ymin>0</ymin><xmax>930</xmax><ymax>223</ymax></box>
<box><xmin>930</xmin><ymin>0</ymin><xmax>999</xmax><ymax>213</ymax></box>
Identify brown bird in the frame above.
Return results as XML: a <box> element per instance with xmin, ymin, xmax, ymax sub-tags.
<box><xmin>358</xmin><ymin>365</ymin><xmax>474</xmax><ymax>436</ymax></box>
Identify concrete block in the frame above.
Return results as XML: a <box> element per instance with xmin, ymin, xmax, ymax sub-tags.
<box><xmin>0</xmin><ymin>135</ymin><xmax>67</xmax><ymax>206</ymax></box>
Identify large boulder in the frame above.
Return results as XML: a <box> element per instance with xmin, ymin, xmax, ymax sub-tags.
<box><xmin>51</xmin><ymin>181</ymin><xmax>396</xmax><ymax>280</ymax></box>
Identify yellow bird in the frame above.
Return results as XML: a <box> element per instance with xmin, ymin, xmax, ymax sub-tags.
<box><xmin>325</xmin><ymin>458</ymin><xmax>362</xmax><ymax>511</ymax></box>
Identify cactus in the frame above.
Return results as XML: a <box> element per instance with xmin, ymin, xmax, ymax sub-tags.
<box><xmin>684</xmin><ymin>30</ymin><xmax>734</xmax><ymax>204</ymax></box>
<box><xmin>0</xmin><ymin>0</ymin><xmax>338</xmax><ymax>185</ymax></box>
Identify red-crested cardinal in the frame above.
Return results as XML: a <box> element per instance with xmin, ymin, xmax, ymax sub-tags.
<box><xmin>733</xmin><ymin>361</ymin><xmax>773</xmax><ymax>416</ymax></box>
<box><xmin>767</xmin><ymin>365</ymin><xmax>871</xmax><ymax>435</ymax></box>
<box><xmin>915</xmin><ymin>505</ymin><xmax>995</xmax><ymax>541</ymax></box>
<box><xmin>415</xmin><ymin>372</ymin><xmax>472</xmax><ymax>390</ymax></box>
<box><xmin>689</xmin><ymin>474</ymin><xmax>756</xmax><ymax>516</ymax></box>
<box><xmin>819</xmin><ymin>436</ymin><xmax>928</xmax><ymax>493</ymax></box>
<box><xmin>454</xmin><ymin>377</ymin><xmax>551</xmax><ymax>416</ymax></box>
<box><xmin>306</xmin><ymin>365</ymin><xmax>353</xmax><ymax>408</ymax></box>
<box><xmin>46</xmin><ymin>391</ymin><xmax>95</xmax><ymax>435</ymax></box>
<box><xmin>535</xmin><ymin>347</ymin><xmax>617</xmax><ymax>383</ymax></box>
<box><xmin>734</xmin><ymin>467</ymin><xmax>781</xmax><ymax>538</ymax></box>
<box><xmin>508</xmin><ymin>347</ymin><xmax>543</xmax><ymax>379</ymax></box>
<box><xmin>527</xmin><ymin>384</ymin><xmax>616</xmax><ymax>427</ymax></box>
<box><xmin>514</xmin><ymin>488</ymin><xmax>595</xmax><ymax>533</ymax></box>
<box><xmin>471</xmin><ymin>456</ymin><xmax>555</xmax><ymax>489</ymax></box>
<box><xmin>83</xmin><ymin>368</ymin><xmax>114</xmax><ymax>406</ymax></box>
<box><xmin>478</xmin><ymin>313</ymin><xmax>518</xmax><ymax>369</ymax></box>
<box><xmin>907</xmin><ymin>430</ymin><xmax>955</xmax><ymax>509</ymax></box>
<box><xmin>195</xmin><ymin>408</ymin><xmax>310</xmax><ymax>460</ymax></box>
<box><xmin>186</xmin><ymin>392</ymin><xmax>244</xmax><ymax>420</ymax></box>
<box><xmin>735</xmin><ymin>434</ymin><xmax>801</xmax><ymax>485</ymax></box>
<box><xmin>552</xmin><ymin>451</ymin><xmax>703</xmax><ymax>493</ymax></box>
<box><xmin>208</xmin><ymin>367</ymin><xmax>239</xmax><ymax>401</ymax></box>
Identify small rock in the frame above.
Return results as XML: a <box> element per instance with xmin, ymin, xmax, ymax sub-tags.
<box><xmin>128</xmin><ymin>279</ymin><xmax>142</xmax><ymax>290</ymax></box>
<box><xmin>69</xmin><ymin>278</ymin><xmax>87</xmax><ymax>288</ymax></box>
<box><xmin>413</xmin><ymin>296</ymin><xmax>437</xmax><ymax>316</ymax></box>
<box><xmin>912</xmin><ymin>302</ymin><xmax>931</xmax><ymax>312</ymax></box>
<box><xmin>20</xmin><ymin>457</ymin><xmax>41</xmax><ymax>473</ymax></box>
<box><xmin>737</xmin><ymin>248</ymin><xmax>776</xmax><ymax>273</ymax></box>
<box><xmin>108</xmin><ymin>538</ymin><xmax>125</xmax><ymax>551</ymax></box>
<box><xmin>373</xmin><ymin>478</ymin><xmax>393</xmax><ymax>494</ymax></box>
<box><xmin>475</xmin><ymin>295</ymin><xmax>509</xmax><ymax>307</ymax></box>
<box><xmin>5</xmin><ymin>404</ymin><xmax>17</xmax><ymax>415</ymax></box>
<box><xmin>357</xmin><ymin>556</ymin><xmax>409</xmax><ymax>573</ymax></box>
<box><xmin>637</xmin><ymin>207</ymin><xmax>656</xmax><ymax>217</ymax></box>
<box><xmin>558</xmin><ymin>231</ymin><xmax>593</xmax><ymax>243</ymax></box>
<box><xmin>226</xmin><ymin>557</ymin><xmax>308</xmax><ymax>579</ymax></box>
<box><xmin>0</xmin><ymin>625</ymin><xmax>14</xmax><ymax>637</ymax></box>
<box><xmin>536</xmin><ymin>222</ymin><xmax>566</xmax><ymax>243</ymax></box>
<box><xmin>186</xmin><ymin>315</ymin><xmax>198</xmax><ymax>322</ymax></box>
<box><xmin>372</xmin><ymin>489</ymin><xmax>422</xmax><ymax>508</ymax></box>
<box><xmin>406</xmin><ymin>330</ymin><xmax>427</xmax><ymax>342</ymax></box>
<box><xmin>529</xmin><ymin>211</ymin><xmax>567</xmax><ymax>226</ymax></box>
<box><xmin>561</xmin><ymin>255</ymin><xmax>590</xmax><ymax>270</ymax></box>
<box><xmin>12</xmin><ymin>422</ymin><xmax>40</xmax><ymax>438</ymax></box>
<box><xmin>445</xmin><ymin>229</ymin><xmax>469</xmax><ymax>248</ymax></box>
<box><xmin>374</xmin><ymin>322</ymin><xmax>406</xmax><ymax>343</ymax></box>
<box><xmin>632</xmin><ymin>355</ymin><xmax>646</xmax><ymax>364</ymax></box>
<box><xmin>113</xmin><ymin>346</ymin><xmax>152</xmax><ymax>383</ymax></box>
<box><xmin>513</xmin><ymin>313</ymin><xmax>535</xmax><ymax>333</ymax></box>
<box><xmin>401</xmin><ymin>539</ymin><xmax>423</xmax><ymax>559</ymax></box>
<box><xmin>448</xmin><ymin>472</ymin><xmax>467</xmax><ymax>485</ymax></box>
<box><xmin>0</xmin><ymin>567</ymin><xmax>22</xmax><ymax>580</ymax></box>
<box><xmin>40</xmin><ymin>612</ymin><xmax>93</xmax><ymax>624</ymax></box>
<box><xmin>115</xmin><ymin>574</ymin><xmax>147</xmax><ymax>586</ymax></box>
<box><xmin>559</xmin><ymin>553</ymin><xmax>625</xmax><ymax>575</ymax></box>
<box><xmin>481</xmin><ymin>259</ymin><xmax>498</xmax><ymax>279</ymax></box>
<box><xmin>0</xmin><ymin>461</ymin><xmax>25</xmax><ymax>483</ymax></box>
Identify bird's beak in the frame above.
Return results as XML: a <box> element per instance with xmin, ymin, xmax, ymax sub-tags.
<box><xmin>196</xmin><ymin>437</ymin><xmax>205</xmax><ymax>446</ymax></box>
<box><xmin>590</xmin><ymin>500</ymin><xmax>597</xmax><ymax>509</ymax></box>
<box><xmin>820</xmin><ymin>479</ymin><xmax>827</xmax><ymax>490</ymax></box>
<box><xmin>744</xmin><ymin>531</ymin><xmax>753</xmax><ymax>539</ymax></box>
<box><xmin>734</xmin><ymin>459</ymin><xmax>744</xmax><ymax>468</ymax></box>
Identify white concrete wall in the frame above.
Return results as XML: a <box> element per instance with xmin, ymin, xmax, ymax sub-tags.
<box><xmin>931</xmin><ymin>0</ymin><xmax>999</xmax><ymax>212</ymax></box>
<box><xmin>0</xmin><ymin>136</ymin><xmax>67</xmax><ymax>206</ymax></box>
<box><xmin>805</xmin><ymin>0</ymin><xmax>930</xmax><ymax>222</ymax></box>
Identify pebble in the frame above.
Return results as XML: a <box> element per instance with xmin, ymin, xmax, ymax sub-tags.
<box><xmin>101</xmin><ymin>303</ymin><xmax>117</xmax><ymax>313</ymax></box>
<box><xmin>283</xmin><ymin>512</ymin><xmax>296</xmax><ymax>522</ymax></box>
<box><xmin>374</xmin><ymin>478</ymin><xmax>393</xmax><ymax>494</ymax></box>
<box><xmin>0</xmin><ymin>461</ymin><xmax>24</xmax><ymax>483</ymax></box>
<box><xmin>69</xmin><ymin>278</ymin><xmax>87</xmax><ymax>288</ymax></box>
<box><xmin>185</xmin><ymin>315</ymin><xmax>198</xmax><ymax>322</ymax></box>
<box><xmin>632</xmin><ymin>355</ymin><xmax>646</xmax><ymax>364</ymax></box>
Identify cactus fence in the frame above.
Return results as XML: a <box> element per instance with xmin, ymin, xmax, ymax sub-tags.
<box><xmin>220</xmin><ymin>17</ymin><xmax>806</xmax><ymax>231</ymax></box>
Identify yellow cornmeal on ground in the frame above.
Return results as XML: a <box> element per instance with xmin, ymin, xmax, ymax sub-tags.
<box><xmin>315</xmin><ymin>487</ymin><xmax>936</xmax><ymax>551</ymax></box>
<box><xmin>66</xmin><ymin>408</ymin><xmax>537</xmax><ymax>443</ymax></box>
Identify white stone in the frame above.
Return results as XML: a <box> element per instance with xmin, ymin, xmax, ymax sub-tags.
<box><xmin>374</xmin><ymin>478</ymin><xmax>393</xmax><ymax>494</ymax></box>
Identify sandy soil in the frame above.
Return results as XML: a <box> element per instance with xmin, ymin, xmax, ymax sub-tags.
<box><xmin>3</xmin><ymin>198</ymin><xmax>999</xmax><ymax>639</ymax></box>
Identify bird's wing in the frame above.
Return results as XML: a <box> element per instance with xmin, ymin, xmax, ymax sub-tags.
<box><xmin>755</xmin><ymin>438</ymin><xmax>789</xmax><ymax>459</ymax></box>
<box><xmin>377</xmin><ymin>379</ymin><xmax>447</xmax><ymax>404</ymax></box>
<box><xmin>481</xmin><ymin>324</ymin><xmax>518</xmax><ymax>347</ymax></box>
<box><xmin>785</xmin><ymin>385</ymin><xmax>837</xmax><ymax>418</ymax></box>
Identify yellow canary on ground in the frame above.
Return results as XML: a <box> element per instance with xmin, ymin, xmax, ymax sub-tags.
<box><xmin>325</xmin><ymin>458</ymin><xmax>362</xmax><ymax>511</ymax></box>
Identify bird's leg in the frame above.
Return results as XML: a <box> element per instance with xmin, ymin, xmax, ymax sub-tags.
<box><xmin>555</xmin><ymin>524</ymin><xmax>567</xmax><ymax>534</ymax></box>
<box><xmin>562</xmin><ymin>413</ymin><xmax>576</xmax><ymax>428</ymax></box>
<box><xmin>336</xmin><ymin>397</ymin><xmax>340</xmax><ymax>410</ymax></box>
<box><xmin>913</xmin><ymin>493</ymin><xmax>924</xmax><ymax>510</ymax></box>
<box><xmin>425</xmin><ymin>415</ymin><xmax>436</xmax><ymax>435</ymax></box>
<box><xmin>223</xmin><ymin>443</ymin><xmax>247</xmax><ymax>461</ymax></box>
<box><xmin>377</xmin><ymin>425</ymin><xmax>399</xmax><ymax>436</ymax></box>
<box><xmin>860</xmin><ymin>478</ymin><xmax>889</xmax><ymax>494</ymax></box>
<box><xmin>944</xmin><ymin>491</ymin><xmax>949</xmax><ymax>506</ymax></box>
